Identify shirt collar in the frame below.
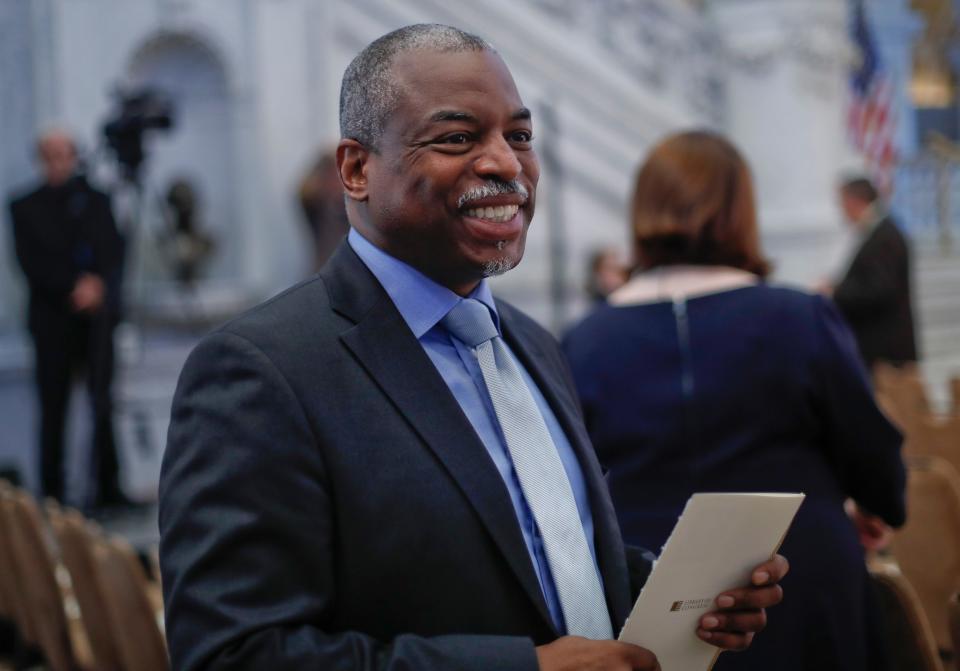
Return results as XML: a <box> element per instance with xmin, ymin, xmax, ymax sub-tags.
<box><xmin>348</xmin><ymin>228</ymin><xmax>500</xmax><ymax>338</ymax></box>
<box><xmin>609</xmin><ymin>264</ymin><xmax>758</xmax><ymax>306</ymax></box>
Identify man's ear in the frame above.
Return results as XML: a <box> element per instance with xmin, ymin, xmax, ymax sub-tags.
<box><xmin>337</xmin><ymin>139</ymin><xmax>370</xmax><ymax>202</ymax></box>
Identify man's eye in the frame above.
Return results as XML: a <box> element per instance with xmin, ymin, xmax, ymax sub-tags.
<box><xmin>510</xmin><ymin>131</ymin><xmax>533</xmax><ymax>143</ymax></box>
<box><xmin>439</xmin><ymin>133</ymin><xmax>471</xmax><ymax>145</ymax></box>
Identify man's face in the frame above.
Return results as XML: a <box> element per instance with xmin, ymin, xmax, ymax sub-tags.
<box><xmin>839</xmin><ymin>190</ymin><xmax>867</xmax><ymax>229</ymax></box>
<box><xmin>38</xmin><ymin>133</ymin><xmax>77</xmax><ymax>187</ymax></box>
<box><xmin>356</xmin><ymin>49</ymin><xmax>539</xmax><ymax>295</ymax></box>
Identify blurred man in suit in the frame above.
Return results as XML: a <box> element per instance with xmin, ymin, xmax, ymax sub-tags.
<box><xmin>829</xmin><ymin>177</ymin><xmax>917</xmax><ymax>368</ymax></box>
<box><xmin>8</xmin><ymin>129</ymin><xmax>127</xmax><ymax>507</ymax></box>
<box><xmin>160</xmin><ymin>24</ymin><xmax>787</xmax><ymax>671</ymax></box>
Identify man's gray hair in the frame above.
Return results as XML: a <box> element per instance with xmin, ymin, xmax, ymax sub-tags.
<box><xmin>339</xmin><ymin>24</ymin><xmax>491</xmax><ymax>150</ymax></box>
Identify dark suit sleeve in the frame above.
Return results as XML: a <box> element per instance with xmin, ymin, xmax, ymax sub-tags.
<box><xmin>624</xmin><ymin>545</ymin><xmax>656</xmax><ymax>602</ymax></box>
<box><xmin>9</xmin><ymin>198</ymin><xmax>79</xmax><ymax>298</ymax></box>
<box><xmin>809</xmin><ymin>296</ymin><xmax>906</xmax><ymax>527</ymax></box>
<box><xmin>833</xmin><ymin>227</ymin><xmax>904</xmax><ymax>317</ymax></box>
<box><xmin>159</xmin><ymin>331</ymin><xmax>539</xmax><ymax>671</ymax></box>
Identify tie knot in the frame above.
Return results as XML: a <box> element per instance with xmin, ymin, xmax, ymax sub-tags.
<box><xmin>442</xmin><ymin>299</ymin><xmax>499</xmax><ymax>348</ymax></box>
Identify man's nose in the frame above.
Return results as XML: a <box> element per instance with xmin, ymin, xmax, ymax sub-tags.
<box><xmin>473</xmin><ymin>135</ymin><xmax>522</xmax><ymax>182</ymax></box>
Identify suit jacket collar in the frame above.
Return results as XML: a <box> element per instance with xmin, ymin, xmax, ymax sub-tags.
<box><xmin>848</xmin><ymin>216</ymin><xmax>894</xmax><ymax>272</ymax></box>
<box><xmin>322</xmin><ymin>242</ymin><xmax>556</xmax><ymax>632</ymax></box>
<box><xmin>321</xmin><ymin>241</ymin><xmax>630</xmax><ymax>633</ymax></box>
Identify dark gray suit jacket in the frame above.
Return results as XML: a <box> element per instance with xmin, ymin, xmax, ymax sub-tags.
<box><xmin>833</xmin><ymin>217</ymin><xmax>918</xmax><ymax>367</ymax></box>
<box><xmin>159</xmin><ymin>242</ymin><xmax>644</xmax><ymax>671</ymax></box>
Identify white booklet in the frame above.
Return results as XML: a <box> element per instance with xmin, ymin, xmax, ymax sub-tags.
<box><xmin>618</xmin><ymin>492</ymin><xmax>805</xmax><ymax>671</ymax></box>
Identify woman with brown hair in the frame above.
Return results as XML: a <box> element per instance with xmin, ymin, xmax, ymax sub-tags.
<box><xmin>563</xmin><ymin>131</ymin><xmax>905</xmax><ymax>670</ymax></box>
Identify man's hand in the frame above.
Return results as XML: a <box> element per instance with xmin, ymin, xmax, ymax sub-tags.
<box><xmin>696</xmin><ymin>554</ymin><xmax>789</xmax><ymax>650</ymax></box>
<box><xmin>71</xmin><ymin>273</ymin><xmax>105</xmax><ymax>313</ymax></box>
<box><xmin>812</xmin><ymin>278</ymin><xmax>834</xmax><ymax>297</ymax></box>
<box><xmin>536</xmin><ymin>637</ymin><xmax>659</xmax><ymax>671</ymax></box>
<box><xmin>846</xmin><ymin>502</ymin><xmax>893</xmax><ymax>551</ymax></box>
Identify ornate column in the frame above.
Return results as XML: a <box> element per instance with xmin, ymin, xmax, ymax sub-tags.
<box><xmin>708</xmin><ymin>0</ymin><xmax>854</xmax><ymax>285</ymax></box>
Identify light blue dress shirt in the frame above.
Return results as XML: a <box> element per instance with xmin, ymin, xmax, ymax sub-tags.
<box><xmin>348</xmin><ymin>229</ymin><xmax>603</xmax><ymax>633</ymax></box>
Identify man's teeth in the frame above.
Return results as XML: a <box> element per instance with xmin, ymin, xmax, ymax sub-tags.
<box><xmin>463</xmin><ymin>204</ymin><xmax>519</xmax><ymax>222</ymax></box>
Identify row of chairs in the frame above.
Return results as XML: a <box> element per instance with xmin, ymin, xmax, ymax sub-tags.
<box><xmin>875</xmin><ymin>363</ymin><xmax>960</xmax><ymax>414</ymax></box>
<box><xmin>0</xmin><ymin>481</ymin><xmax>167</xmax><ymax>671</ymax></box>
<box><xmin>874</xmin><ymin>455</ymin><xmax>960</xmax><ymax>671</ymax></box>
<box><xmin>873</xmin><ymin>363</ymin><xmax>960</xmax><ymax>667</ymax></box>
<box><xmin>875</xmin><ymin>363</ymin><xmax>960</xmax><ymax>465</ymax></box>
<box><xmin>868</xmin><ymin>553</ymin><xmax>946</xmax><ymax>671</ymax></box>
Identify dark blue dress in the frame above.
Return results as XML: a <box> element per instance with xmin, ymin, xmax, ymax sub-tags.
<box><xmin>563</xmin><ymin>284</ymin><xmax>906</xmax><ymax>671</ymax></box>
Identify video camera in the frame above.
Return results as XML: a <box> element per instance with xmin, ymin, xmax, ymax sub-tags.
<box><xmin>102</xmin><ymin>88</ymin><xmax>175</xmax><ymax>182</ymax></box>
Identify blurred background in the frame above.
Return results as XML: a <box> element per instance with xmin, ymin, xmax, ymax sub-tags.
<box><xmin>0</xmin><ymin>0</ymin><xmax>956</xmax><ymax>517</ymax></box>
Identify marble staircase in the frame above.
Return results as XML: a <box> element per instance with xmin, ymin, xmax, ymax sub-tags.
<box><xmin>915</xmin><ymin>243</ymin><xmax>960</xmax><ymax>412</ymax></box>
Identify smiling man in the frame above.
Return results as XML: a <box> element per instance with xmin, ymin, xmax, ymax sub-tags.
<box><xmin>159</xmin><ymin>24</ymin><xmax>786</xmax><ymax>671</ymax></box>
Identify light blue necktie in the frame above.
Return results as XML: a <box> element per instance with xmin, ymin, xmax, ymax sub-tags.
<box><xmin>442</xmin><ymin>298</ymin><xmax>613</xmax><ymax>639</ymax></box>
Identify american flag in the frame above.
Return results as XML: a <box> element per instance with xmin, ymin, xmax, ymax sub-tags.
<box><xmin>848</xmin><ymin>0</ymin><xmax>897</xmax><ymax>194</ymax></box>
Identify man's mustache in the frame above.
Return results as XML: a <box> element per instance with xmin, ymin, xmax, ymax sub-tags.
<box><xmin>457</xmin><ymin>180</ymin><xmax>529</xmax><ymax>209</ymax></box>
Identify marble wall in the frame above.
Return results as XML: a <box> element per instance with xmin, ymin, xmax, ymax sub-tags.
<box><xmin>0</xmin><ymin>0</ymin><xmax>900</xmax><ymax>335</ymax></box>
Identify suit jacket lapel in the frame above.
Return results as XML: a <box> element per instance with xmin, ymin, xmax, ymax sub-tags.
<box><xmin>322</xmin><ymin>243</ymin><xmax>556</xmax><ymax>633</ymax></box>
<box><xmin>499</xmin><ymin>307</ymin><xmax>632</xmax><ymax>630</ymax></box>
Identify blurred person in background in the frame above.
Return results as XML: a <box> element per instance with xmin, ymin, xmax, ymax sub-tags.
<box><xmin>818</xmin><ymin>177</ymin><xmax>917</xmax><ymax>370</ymax></box>
<box><xmin>8</xmin><ymin>129</ymin><xmax>129</xmax><ymax>509</ymax></box>
<box><xmin>563</xmin><ymin>131</ymin><xmax>906</xmax><ymax>671</ymax></box>
<box><xmin>161</xmin><ymin>177</ymin><xmax>215</xmax><ymax>288</ymax></box>
<box><xmin>297</xmin><ymin>148</ymin><xmax>350</xmax><ymax>273</ymax></box>
<box><xmin>585</xmin><ymin>246</ymin><xmax>628</xmax><ymax>305</ymax></box>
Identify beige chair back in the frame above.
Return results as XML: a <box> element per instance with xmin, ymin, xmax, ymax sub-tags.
<box><xmin>46</xmin><ymin>503</ymin><xmax>123</xmax><ymax>671</ymax></box>
<box><xmin>901</xmin><ymin>428</ymin><xmax>960</xmax><ymax>484</ymax></box>
<box><xmin>868</xmin><ymin>558</ymin><xmax>944</xmax><ymax>671</ymax></box>
<box><xmin>951</xmin><ymin>591</ymin><xmax>960</xmax><ymax>671</ymax></box>
<box><xmin>93</xmin><ymin>536</ymin><xmax>169</xmax><ymax>671</ymax></box>
<box><xmin>892</xmin><ymin>456</ymin><xmax>960</xmax><ymax>653</ymax></box>
<box><xmin>0</xmin><ymin>489</ymin><xmax>7</xmax><ymax>622</ymax></box>
<box><xmin>874</xmin><ymin>362</ymin><xmax>930</xmax><ymax>430</ymax></box>
<box><xmin>0</xmin><ymin>482</ymin><xmax>34</xmax><ymax>644</ymax></box>
<box><xmin>1</xmin><ymin>490</ymin><xmax>91</xmax><ymax>671</ymax></box>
